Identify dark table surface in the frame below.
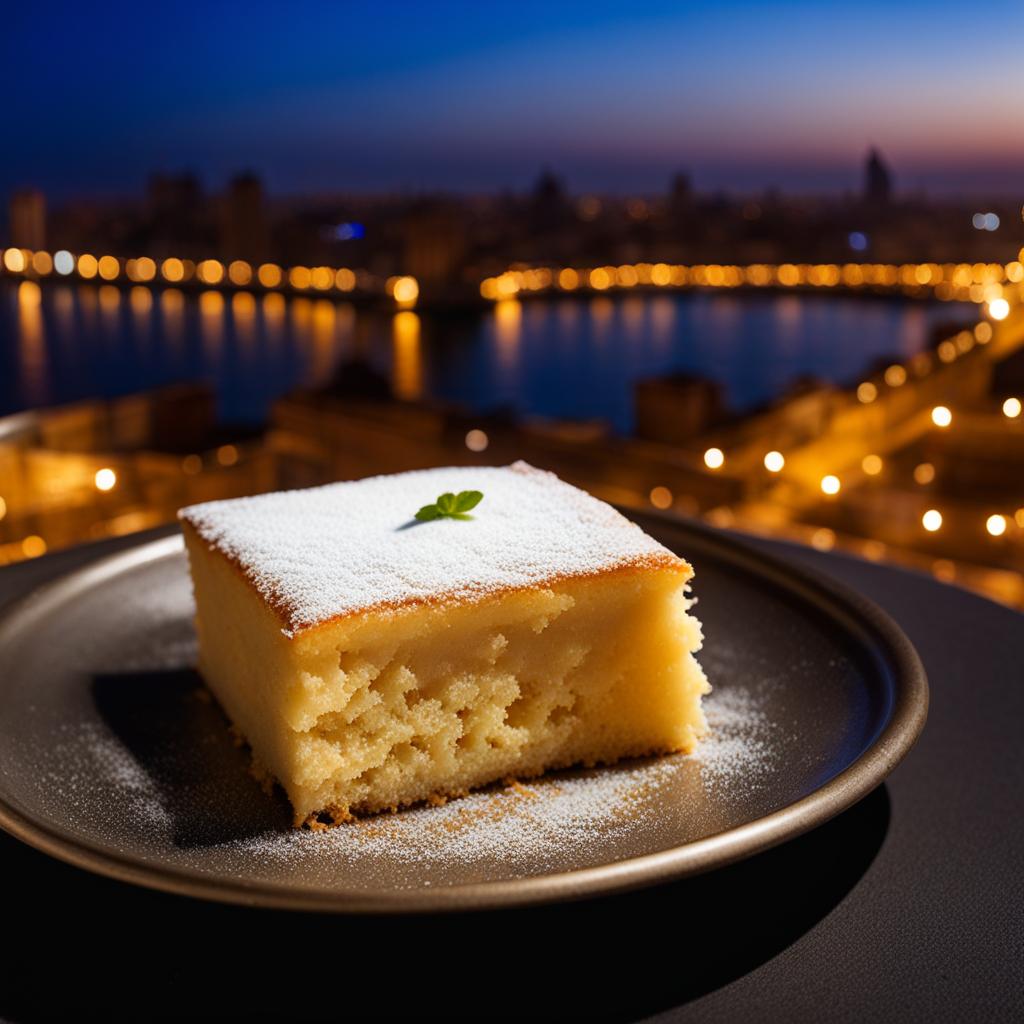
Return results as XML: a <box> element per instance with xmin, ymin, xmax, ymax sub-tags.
<box><xmin>0</xmin><ymin>526</ymin><xmax>1021</xmax><ymax>1023</ymax></box>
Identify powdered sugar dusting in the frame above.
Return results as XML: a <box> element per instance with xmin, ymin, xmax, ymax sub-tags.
<box><xmin>47</xmin><ymin>721</ymin><xmax>172</xmax><ymax>831</ymax></box>
<box><xmin>37</xmin><ymin>683</ymin><xmax>776</xmax><ymax>883</ymax></box>
<box><xmin>696</xmin><ymin>686</ymin><xmax>774</xmax><ymax>790</ymax></box>
<box><xmin>217</xmin><ymin>685</ymin><xmax>777</xmax><ymax>873</ymax></box>
<box><xmin>179</xmin><ymin>462</ymin><xmax>685</xmax><ymax>634</ymax></box>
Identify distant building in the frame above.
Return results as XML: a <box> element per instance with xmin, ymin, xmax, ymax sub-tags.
<box><xmin>864</xmin><ymin>148</ymin><xmax>892</xmax><ymax>206</ymax></box>
<box><xmin>530</xmin><ymin>168</ymin><xmax>570</xmax><ymax>230</ymax></box>
<box><xmin>401</xmin><ymin>202</ymin><xmax>467</xmax><ymax>293</ymax></box>
<box><xmin>634</xmin><ymin>373</ymin><xmax>725</xmax><ymax>445</ymax></box>
<box><xmin>147</xmin><ymin>173</ymin><xmax>205</xmax><ymax>254</ymax></box>
<box><xmin>221</xmin><ymin>172</ymin><xmax>269</xmax><ymax>261</ymax></box>
<box><xmin>9</xmin><ymin>189</ymin><xmax>46</xmax><ymax>249</ymax></box>
<box><xmin>669</xmin><ymin>172</ymin><xmax>692</xmax><ymax>209</ymax></box>
<box><xmin>148</xmin><ymin>172</ymin><xmax>202</xmax><ymax>221</ymax></box>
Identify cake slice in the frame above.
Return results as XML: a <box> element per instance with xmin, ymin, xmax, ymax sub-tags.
<box><xmin>179</xmin><ymin>462</ymin><xmax>709</xmax><ymax>826</ymax></box>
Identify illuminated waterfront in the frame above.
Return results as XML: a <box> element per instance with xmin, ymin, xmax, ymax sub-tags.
<box><xmin>0</xmin><ymin>282</ymin><xmax>974</xmax><ymax>432</ymax></box>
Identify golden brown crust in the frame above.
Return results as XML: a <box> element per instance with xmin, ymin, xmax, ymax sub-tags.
<box><xmin>180</xmin><ymin>520</ymin><xmax>691</xmax><ymax>639</ymax></box>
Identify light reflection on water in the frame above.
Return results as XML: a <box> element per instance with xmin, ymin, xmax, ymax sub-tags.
<box><xmin>0</xmin><ymin>282</ymin><xmax>973</xmax><ymax>433</ymax></box>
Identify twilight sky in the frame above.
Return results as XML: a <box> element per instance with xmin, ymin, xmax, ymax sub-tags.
<box><xmin>3</xmin><ymin>0</ymin><xmax>1022</xmax><ymax>198</ymax></box>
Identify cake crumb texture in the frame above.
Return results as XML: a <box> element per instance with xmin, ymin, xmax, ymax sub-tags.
<box><xmin>180</xmin><ymin>463</ymin><xmax>707</xmax><ymax>825</ymax></box>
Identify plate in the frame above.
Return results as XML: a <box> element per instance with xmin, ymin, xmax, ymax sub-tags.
<box><xmin>0</xmin><ymin>516</ymin><xmax>927</xmax><ymax>912</ymax></box>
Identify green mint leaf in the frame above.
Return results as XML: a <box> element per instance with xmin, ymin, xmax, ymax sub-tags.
<box><xmin>453</xmin><ymin>490</ymin><xmax>484</xmax><ymax>513</ymax></box>
<box><xmin>413</xmin><ymin>489</ymin><xmax>485</xmax><ymax>522</ymax></box>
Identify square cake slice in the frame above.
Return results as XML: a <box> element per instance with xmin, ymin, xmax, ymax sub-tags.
<box><xmin>179</xmin><ymin>462</ymin><xmax>709</xmax><ymax>826</ymax></box>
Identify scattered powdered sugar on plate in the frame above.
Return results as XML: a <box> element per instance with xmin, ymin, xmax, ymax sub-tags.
<box><xmin>45</xmin><ymin>721</ymin><xmax>172</xmax><ymax>832</ymax></box>
<box><xmin>217</xmin><ymin>685</ymin><xmax>779</xmax><ymax>872</ymax></box>
<box><xmin>35</xmin><ymin>682</ymin><xmax>779</xmax><ymax>878</ymax></box>
<box><xmin>694</xmin><ymin>686</ymin><xmax>774</xmax><ymax>790</ymax></box>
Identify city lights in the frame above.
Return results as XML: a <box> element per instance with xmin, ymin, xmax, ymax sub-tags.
<box><xmin>4</xmin><ymin>248</ymin><xmax>27</xmax><ymax>272</ymax></box>
<box><xmin>703</xmin><ymin>447</ymin><xmax>725</xmax><ymax>470</ymax></box>
<box><xmin>649</xmin><ymin>485</ymin><xmax>673</xmax><ymax>509</ymax></box>
<box><xmin>650</xmin><ymin>263</ymin><xmax>671</xmax><ymax>286</ymax></box>
<box><xmin>21</xmin><ymin>536</ymin><xmax>46</xmax><ymax>558</ymax></box>
<box><xmin>493</xmin><ymin>273</ymin><xmax>519</xmax><ymax>299</ymax></box>
<box><xmin>161</xmin><ymin>257</ymin><xmax>184</xmax><ymax>282</ymax></box>
<box><xmin>97</xmin><ymin>255</ymin><xmax>119</xmax><ymax>280</ymax></box>
<box><xmin>988</xmin><ymin>297</ymin><xmax>1010</xmax><ymax>321</ymax></box>
<box><xmin>228</xmin><ymin>260</ymin><xmax>252</xmax><ymax>286</ymax></box>
<box><xmin>257</xmin><ymin>263</ymin><xmax>282</xmax><ymax>288</ymax></box>
<box><xmin>216</xmin><ymin>444</ymin><xmax>239</xmax><ymax>467</ymax></box>
<box><xmin>3</xmin><ymin>218</ymin><xmax>1023</xmax><ymax>601</ymax></box>
<box><xmin>129</xmin><ymin>256</ymin><xmax>156</xmax><ymax>282</ymax></box>
<box><xmin>986</xmin><ymin>514</ymin><xmax>1007</xmax><ymax>537</ymax></box>
<box><xmin>464</xmin><ymin>429</ymin><xmax>489</xmax><ymax>452</ymax></box>
<box><xmin>914</xmin><ymin>463</ymin><xmax>936</xmax><ymax>485</ymax></box>
<box><xmin>288</xmin><ymin>266</ymin><xmax>311</xmax><ymax>290</ymax></box>
<box><xmin>884</xmin><ymin>365</ymin><xmax>907</xmax><ymax>387</ymax></box>
<box><xmin>4</xmin><ymin>247</ymin><xmax>1016</xmax><ymax>322</ymax></box>
<box><xmin>311</xmin><ymin>266</ymin><xmax>333</xmax><ymax>290</ymax></box>
<box><xmin>811</xmin><ymin>528</ymin><xmax>835</xmax><ymax>550</ymax></box>
<box><xmin>391</xmin><ymin>276</ymin><xmax>419</xmax><ymax>307</ymax></box>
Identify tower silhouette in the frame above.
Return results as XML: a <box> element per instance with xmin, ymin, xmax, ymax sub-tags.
<box><xmin>864</xmin><ymin>148</ymin><xmax>892</xmax><ymax>206</ymax></box>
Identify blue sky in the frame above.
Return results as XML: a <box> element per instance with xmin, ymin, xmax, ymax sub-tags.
<box><xmin>3</xmin><ymin>1</ymin><xmax>1022</xmax><ymax>197</ymax></box>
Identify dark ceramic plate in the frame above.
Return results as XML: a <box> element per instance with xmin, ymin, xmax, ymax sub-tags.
<box><xmin>0</xmin><ymin>516</ymin><xmax>926</xmax><ymax>912</ymax></box>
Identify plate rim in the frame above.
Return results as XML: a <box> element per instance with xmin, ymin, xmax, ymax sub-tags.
<box><xmin>0</xmin><ymin>519</ymin><xmax>928</xmax><ymax>913</ymax></box>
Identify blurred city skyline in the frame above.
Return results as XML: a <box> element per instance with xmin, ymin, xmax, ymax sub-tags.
<box><xmin>4</xmin><ymin>0</ymin><xmax>1023</xmax><ymax>199</ymax></box>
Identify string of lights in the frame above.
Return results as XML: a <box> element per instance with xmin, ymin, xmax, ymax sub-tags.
<box><xmin>480</xmin><ymin>259</ymin><xmax>1024</xmax><ymax>305</ymax></box>
<box><xmin>0</xmin><ymin>248</ymin><xmax>420</xmax><ymax>308</ymax></box>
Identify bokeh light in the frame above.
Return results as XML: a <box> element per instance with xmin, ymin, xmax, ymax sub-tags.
<box><xmin>703</xmin><ymin>447</ymin><xmax>725</xmax><ymax>470</ymax></box>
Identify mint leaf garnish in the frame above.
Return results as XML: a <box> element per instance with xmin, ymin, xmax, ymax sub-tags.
<box><xmin>415</xmin><ymin>490</ymin><xmax>484</xmax><ymax>522</ymax></box>
<box><xmin>453</xmin><ymin>490</ymin><xmax>483</xmax><ymax>513</ymax></box>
